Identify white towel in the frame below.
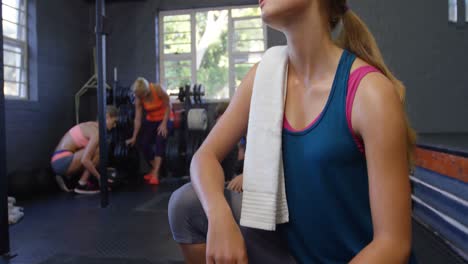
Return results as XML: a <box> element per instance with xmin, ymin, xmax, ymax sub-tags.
<box><xmin>240</xmin><ymin>46</ymin><xmax>289</xmax><ymax>231</ymax></box>
<box><xmin>8</xmin><ymin>206</ymin><xmax>24</xmax><ymax>225</ymax></box>
<box><xmin>8</xmin><ymin>196</ymin><xmax>16</xmax><ymax>205</ymax></box>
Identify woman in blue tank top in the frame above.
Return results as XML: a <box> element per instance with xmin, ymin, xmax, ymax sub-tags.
<box><xmin>176</xmin><ymin>0</ymin><xmax>417</xmax><ymax>263</ymax></box>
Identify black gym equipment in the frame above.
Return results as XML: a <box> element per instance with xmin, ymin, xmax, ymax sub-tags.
<box><xmin>107</xmin><ymin>72</ymin><xmax>140</xmax><ymax>182</ymax></box>
<box><xmin>96</xmin><ymin>0</ymin><xmax>109</xmax><ymax>207</ymax></box>
<box><xmin>164</xmin><ymin>84</ymin><xmax>208</xmax><ymax>177</ymax></box>
<box><xmin>171</xmin><ymin>84</ymin><xmax>205</xmax><ymax>106</ymax></box>
<box><xmin>166</xmin><ymin>85</ymin><xmax>238</xmax><ymax>179</ymax></box>
<box><xmin>0</xmin><ymin>2</ymin><xmax>11</xmax><ymax>256</ymax></box>
<box><xmin>106</xmin><ymin>167</ymin><xmax>126</xmax><ymax>189</ymax></box>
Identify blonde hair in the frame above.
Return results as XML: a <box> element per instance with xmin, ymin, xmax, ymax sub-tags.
<box><xmin>106</xmin><ymin>105</ymin><xmax>119</xmax><ymax>118</ymax></box>
<box><xmin>132</xmin><ymin>77</ymin><xmax>150</xmax><ymax>95</ymax></box>
<box><xmin>325</xmin><ymin>1</ymin><xmax>416</xmax><ymax>167</ymax></box>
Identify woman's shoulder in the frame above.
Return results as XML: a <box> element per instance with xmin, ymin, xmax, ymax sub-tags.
<box><xmin>150</xmin><ymin>83</ymin><xmax>164</xmax><ymax>91</ymax></box>
<box><xmin>351</xmin><ymin>57</ymin><xmax>391</xmax><ymax>90</ymax></box>
<box><xmin>151</xmin><ymin>83</ymin><xmax>166</xmax><ymax>97</ymax></box>
<box><xmin>351</xmin><ymin>58</ymin><xmax>402</xmax><ymax>124</ymax></box>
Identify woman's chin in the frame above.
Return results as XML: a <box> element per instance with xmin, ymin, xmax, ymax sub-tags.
<box><xmin>261</xmin><ymin>11</ymin><xmax>282</xmax><ymax>30</ymax></box>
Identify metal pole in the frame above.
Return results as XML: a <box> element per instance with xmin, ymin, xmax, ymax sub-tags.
<box><xmin>113</xmin><ymin>67</ymin><xmax>118</xmax><ymax>106</ymax></box>
<box><xmin>96</xmin><ymin>0</ymin><xmax>109</xmax><ymax>207</ymax></box>
<box><xmin>0</xmin><ymin>2</ymin><xmax>11</xmax><ymax>256</ymax></box>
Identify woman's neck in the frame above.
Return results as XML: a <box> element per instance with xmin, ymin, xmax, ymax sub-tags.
<box><xmin>283</xmin><ymin>6</ymin><xmax>342</xmax><ymax>87</ymax></box>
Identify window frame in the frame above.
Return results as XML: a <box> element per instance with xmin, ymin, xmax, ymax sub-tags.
<box><xmin>2</xmin><ymin>0</ymin><xmax>28</xmax><ymax>100</ymax></box>
<box><xmin>159</xmin><ymin>5</ymin><xmax>267</xmax><ymax>101</ymax></box>
<box><xmin>465</xmin><ymin>0</ymin><xmax>468</xmax><ymax>23</ymax></box>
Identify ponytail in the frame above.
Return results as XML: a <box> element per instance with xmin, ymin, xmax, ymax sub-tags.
<box><xmin>335</xmin><ymin>10</ymin><xmax>417</xmax><ymax>168</ymax></box>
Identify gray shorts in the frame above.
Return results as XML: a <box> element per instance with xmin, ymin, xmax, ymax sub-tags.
<box><xmin>51</xmin><ymin>154</ymin><xmax>74</xmax><ymax>176</ymax></box>
<box><xmin>168</xmin><ymin>183</ymin><xmax>295</xmax><ymax>264</ymax></box>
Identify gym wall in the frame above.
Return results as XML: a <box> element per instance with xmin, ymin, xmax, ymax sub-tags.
<box><xmin>101</xmin><ymin>0</ymin><xmax>286</xmax><ymax>85</ymax></box>
<box><xmin>353</xmin><ymin>0</ymin><xmax>468</xmax><ymax>149</ymax></box>
<box><xmin>4</xmin><ymin>0</ymin><xmax>93</xmax><ymax>173</ymax></box>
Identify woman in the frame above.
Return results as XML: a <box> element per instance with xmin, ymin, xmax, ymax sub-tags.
<box><xmin>52</xmin><ymin>106</ymin><xmax>118</xmax><ymax>194</ymax></box>
<box><xmin>169</xmin><ymin>0</ymin><xmax>417</xmax><ymax>263</ymax></box>
<box><xmin>126</xmin><ymin>77</ymin><xmax>172</xmax><ymax>185</ymax></box>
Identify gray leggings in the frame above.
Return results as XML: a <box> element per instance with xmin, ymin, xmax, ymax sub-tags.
<box><xmin>168</xmin><ymin>183</ymin><xmax>295</xmax><ymax>264</ymax></box>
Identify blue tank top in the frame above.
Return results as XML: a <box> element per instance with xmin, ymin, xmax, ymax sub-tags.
<box><xmin>280</xmin><ymin>50</ymin><xmax>416</xmax><ymax>263</ymax></box>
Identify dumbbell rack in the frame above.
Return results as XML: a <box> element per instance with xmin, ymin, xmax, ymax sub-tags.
<box><xmin>166</xmin><ymin>84</ymin><xmax>207</xmax><ymax>177</ymax></box>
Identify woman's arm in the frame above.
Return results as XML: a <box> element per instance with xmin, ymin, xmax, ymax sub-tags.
<box><xmin>191</xmin><ymin>64</ymin><xmax>257</xmax><ymax>264</ymax></box>
<box><xmin>81</xmin><ymin>131</ymin><xmax>101</xmax><ymax>179</ymax></box>
<box><xmin>129</xmin><ymin>98</ymin><xmax>143</xmax><ymax>143</ymax></box>
<box><xmin>350</xmin><ymin>73</ymin><xmax>412</xmax><ymax>263</ymax></box>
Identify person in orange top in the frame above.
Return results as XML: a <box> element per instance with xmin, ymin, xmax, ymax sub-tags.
<box><xmin>126</xmin><ymin>77</ymin><xmax>173</xmax><ymax>185</ymax></box>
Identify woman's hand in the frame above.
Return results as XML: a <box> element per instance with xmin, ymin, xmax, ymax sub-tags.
<box><xmin>227</xmin><ymin>174</ymin><xmax>244</xmax><ymax>193</ymax></box>
<box><xmin>157</xmin><ymin>122</ymin><xmax>168</xmax><ymax>138</ymax></box>
<box><xmin>126</xmin><ymin>137</ymin><xmax>136</xmax><ymax>146</ymax></box>
<box><xmin>207</xmin><ymin>212</ymin><xmax>248</xmax><ymax>264</ymax></box>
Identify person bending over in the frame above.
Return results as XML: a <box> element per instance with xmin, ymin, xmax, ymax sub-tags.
<box><xmin>169</xmin><ymin>0</ymin><xmax>417</xmax><ymax>263</ymax></box>
<box><xmin>126</xmin><ymin>77</ymin><xmax>173</xmax><ymax>185</ymax></box>
<box><xmin>52</xmin><ymin>106</ymin><xmax>118</xmax><ymax>194</ymax></box>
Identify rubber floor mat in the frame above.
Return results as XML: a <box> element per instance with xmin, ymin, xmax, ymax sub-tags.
<box><xmin>38</xmin><ymin>254</ymin><xmax>184</xmax><ymax>264</ymax></box>
<box><xmin>135</xmin><ymin>192</ymin><xmax>172</xmax><ymax>213</ymax></box>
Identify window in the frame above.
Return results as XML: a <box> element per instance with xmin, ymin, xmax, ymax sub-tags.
<box><xmin>448</xmin><ymin>0</ymin><xmax>458</xmax><ymax>23</ymax></box>
<box><xmin>466</xmin><ymin>0</ymin><xmax>468</xmax><ymax>22</ymax></box>
<box><xmin>160</xmin><ymin>6</ymin><xmax>266</xmax><ymax>100</ymax></box>
<box><xmin>2</xmin><ymin>0</ymin><xmax>28</xmax><ymax>99</ymax></box>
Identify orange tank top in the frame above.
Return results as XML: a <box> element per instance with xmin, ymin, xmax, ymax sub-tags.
<box><xmin>142</xmin><ymin>83</ymin><xmax>174</xmax><ymax>122</ymax></box>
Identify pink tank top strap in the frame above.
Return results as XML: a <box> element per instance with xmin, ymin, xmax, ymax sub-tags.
<box><xmin>69</xmin><ymin>125</ymin><xmax>89</xmax><ymax>148</ymax></box>
<box><xmin>346</xmin><ymin>65</ymin><xmax>381</xmax><ymax>153</ymax></box>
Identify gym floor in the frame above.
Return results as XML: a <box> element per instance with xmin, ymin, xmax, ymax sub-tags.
<box><xmin>6</xmin><ymin>179</ymin><xmax>186</xmax><ymax>264</ymax></box>
<box><xmin>5</xmin><ymin>179</ymin><xmax>467</xmax><ymax>264</ymax></box>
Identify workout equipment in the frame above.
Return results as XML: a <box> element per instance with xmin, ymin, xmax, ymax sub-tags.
<box><xmin>96</xmin><ymin>0</ymin><xmax>110</xmax><ymax>207</ymax></box>
<box><xmin>165</xmin><ymin>84</ymin><xmax>208</xmax><ymax>177</ymax></box>
<box><xmin>187</xmin><ymin>109</ymin><xmax>208</xmax><ymax>131</ymax></box>
<box><xmin>114</xmin><ymin>86</ymin><xmax>134</xmax><ymax>105</ymax></box>
<box><xmin>75</xmin><ymin>76</ymin><xmax>112</xmax><ymax>124</ymax></box>
<box><xmin>170</xmin><ymin>84</ymin><xmax>205</xmax><ymax>105</ymax></box>
<box><xmin>107</xmin><ymin>167</ymin><xmax>125</xmax><ymax>189</ymax></box>
<box><xmin>165</xmin><ymin>133</ymin><xmax>185</xmax><ymax>177</ymax></box>
<box><xmin>185</xmin><ymin>134</ymin><xmax>204</xmax><ymax>170</ymax></box>
<box><xmin>108</xmin><ymin>84</ymin><xmax>135</xmax><ymax>163</ymax></box>
<box><xmin>173</xmin><ymin>109</ymin><xmax>183</xmax><ymax>129</ymax></box>
<box><xmin>106</xmin><ymin>72</ymin><xmax>142</xmax><ymax>183</ymax></box>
